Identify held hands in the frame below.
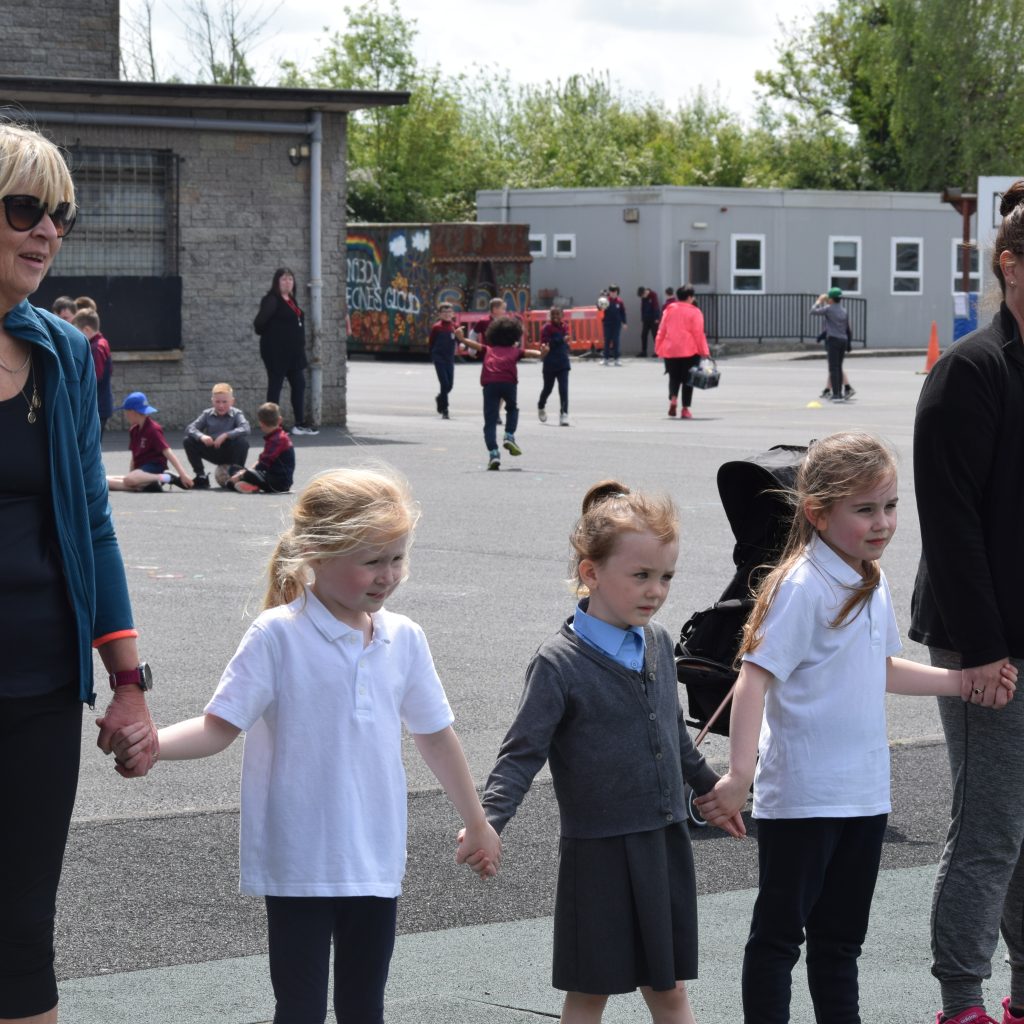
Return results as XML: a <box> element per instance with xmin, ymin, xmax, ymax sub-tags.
<box><xmin>693</xmin><ymin>772</ymin><xmax>750</xmax><ymax>838</ymax></box>
<box><xmin>455</xmin><ymin>821</ymin><xmax>503</xmax><ymax>879</ymax></box>
<box><xmin>963</xmin><ymin>659</ymin><xmax>1018</xmax><ymax>709</ymax></box>
<box><xmin>96</xmin><ymin>691</ymin><xmax>158</xmax><ymax>778</ymax></box>
<box><xmin>110</xmin><ymin>721</ymin><xmax>155</xmax><ymax>767</ymax></box>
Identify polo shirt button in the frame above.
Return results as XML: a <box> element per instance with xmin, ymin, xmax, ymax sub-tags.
<box><xmin>649</xmin><ymin>712</ymin><xmax>656</xmax><ymax>721</ymax></box>
<box><xmin>359</xmin><ymin>687</ymin><xmax>366</xmax><ymax>694</ymax></box>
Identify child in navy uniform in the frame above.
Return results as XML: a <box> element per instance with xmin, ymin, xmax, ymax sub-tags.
<box><xmin>224</xmin><ymin>402</ymin><xmax>295</xmax><ymax>494</ymax></box>
<box><xmin>106</xmin><ymin>391</ymin><xmax>193</xmax><ymax>492</ymax></box>
<box><xmin>427</xmin><ymin>302</ymin><xmax>464</xmax><ymax>419</ymax></box>
<box><xmin>537</xmin><ymin>305</ymin><xmax>572</xmax><ymax>426</ymax></box>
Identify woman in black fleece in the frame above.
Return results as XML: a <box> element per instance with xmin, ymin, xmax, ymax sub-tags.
<box><xmin>914</xmin><ymin>180</ymin><xmax>1024</xmax><ymax>1024</ymax></box>
<box><xmin>253</xmin><ymin>267</ymin><xmax>316</xmax><ymax>434</ymax></box>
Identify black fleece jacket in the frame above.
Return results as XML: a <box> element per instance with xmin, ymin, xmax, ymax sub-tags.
<box><xmin>910</xmin><ymin>304</ymin><xmax>1024</xmax><ymax>666</ymax></box>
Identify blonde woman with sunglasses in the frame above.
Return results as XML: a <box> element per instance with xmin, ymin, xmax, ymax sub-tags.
<box><xmin>0</xmin><ymin>121</ymin><xmax>156</xmax><ymax>1024</ymax></box>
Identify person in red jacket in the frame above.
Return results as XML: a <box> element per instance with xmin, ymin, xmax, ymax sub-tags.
<box><xmin>654</xmin><ymin>285</ymin><xmax>711</xmax><ymax>420</ymax></box>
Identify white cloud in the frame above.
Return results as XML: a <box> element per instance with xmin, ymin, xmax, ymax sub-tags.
<box><xmin>123</xmin><ymin>0</ymin><xmax>821</xmax><ymax>118</ymax></box>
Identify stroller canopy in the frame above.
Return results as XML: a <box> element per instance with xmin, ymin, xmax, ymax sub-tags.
<box><xmin>716</xmin><ymin>444</ymin><xmax>807</xmax><ymax>568</ymax></box>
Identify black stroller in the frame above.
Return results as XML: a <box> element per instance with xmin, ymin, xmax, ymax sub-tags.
<box><xmin>675</xmin><ymin>444</ymin><xmax>808</xmax><ymax>825</ymax></box>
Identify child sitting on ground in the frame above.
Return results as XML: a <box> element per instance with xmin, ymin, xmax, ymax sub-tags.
<box><xmin>106</xmin><ymin>391</ymin><xmax>194</xmax><ymax>492</ymax></box>
<box><xmin>221</xmin><ymin>402</ymin><xmax>295</xmax><ymax>494</ymax></box>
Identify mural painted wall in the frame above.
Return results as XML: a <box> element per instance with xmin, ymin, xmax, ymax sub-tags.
<box><xmin>346</xmin><ymin>223</ymin><xmax>531</xmax><ymax>354</ymax></box>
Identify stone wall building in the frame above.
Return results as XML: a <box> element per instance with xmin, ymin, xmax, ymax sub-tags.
<box><xmin>1</xmin><ymin>1</ymin><xmax>406</xmax><ymax>427</ymax></box>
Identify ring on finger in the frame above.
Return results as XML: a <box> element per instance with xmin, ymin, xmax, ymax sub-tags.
<box><xmin>973</xmin><ymin>688</ymin><xmax>983</xmax><ymax>696</ymax></box>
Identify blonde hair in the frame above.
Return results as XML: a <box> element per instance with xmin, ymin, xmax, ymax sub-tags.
<box><xmin>0</xmin><ymin>121</ymin><xmax>76</xmax><ymax>214</ymax></box>
<box><xmin>740</xmin><ymin>431</ymin><xmax>897</xmax><ymax>658</ymax></box>
<box><xmin>569</xmin><ymin>479</ymin><xmax>679</xmax><ymax>594</ymax></box>
<box><xmin>263</xmin><ymin>466</ymin><xmax>419</xmax><ymax>610</ymax></box>
<box><xmin>71</xmin><ymin>308</ymin><xmax>99</xmax><ymax>332</ymax></box>
<box><xmin>211</xmin><ymin>382</ymin><xmax>233</xmax><ymax>395</ymax></box>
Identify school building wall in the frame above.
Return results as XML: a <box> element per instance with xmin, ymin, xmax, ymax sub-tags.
<box><xmin>476</xmin><ymin>186</ymin><xmax>980</xmax><ymax>349</ymax></box>
<box><xmin>6</xmin><ymin>0</ymin><xmax>119</xmax><ymax>80</ymax></box>
<box><xmin>29</xmin><ymin>108</ymin><xmax>350</xmax><ymax>429</ymax></box>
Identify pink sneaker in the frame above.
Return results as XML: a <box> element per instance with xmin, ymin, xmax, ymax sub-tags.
<box><xmin>680</xmin><ymin>407</ymin><xmax>693</xmax><ymax>419</ymax></box>
<box><xmin>936</xmin><ymin>1008</ymin><xmax>1000</xmax><ymax>1024</ymax></box>
<box><xmin>1003</xmin><ymin>998</ymin><xmax>1024</xmax><ymax>1024</ymax></box>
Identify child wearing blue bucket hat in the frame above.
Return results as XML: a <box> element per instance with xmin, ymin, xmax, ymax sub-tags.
<box><xmin>106</xmin><ymin>391</ymin><xmax>194</xmax><ymax>492</ymax></box>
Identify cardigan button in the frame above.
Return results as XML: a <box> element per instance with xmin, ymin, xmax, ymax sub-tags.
<box><xmin>665</xmin><ymin>814</ymin><xmax>674</xmax><ymax>823</ymax></box>
<box><xmin>649</xmin><ymin>712</ymin><xmax>656</xmax><ymax>721</ymax></box>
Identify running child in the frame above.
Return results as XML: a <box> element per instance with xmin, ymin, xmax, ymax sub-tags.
<box><xmin>111</xmin><ymin>467</ymin><xmax>501</xmax><ymax>1023</ymax></box>
<box><xmin>695</xmin><ymin>431</ymin><xmax>1017</xmax><ymax>1023</ymax></box>
<box><xmin>105</xmin><ymin>391</ymin><xmax>193</xmax><ymax>492</ymax></box>
<box><xmin>459</xmin><ymin>315</ymin><xmax>542</xmax><ymax>471</ymax></box>
<box><xmin>537</xmin><ymin>305</ymin><xmax>572</xmax><ymax>426</ymax></box>
<box><xmin>477</xmin><ymin>481</ymin><xmax>744</xmax><ymax>1024</ymax></box>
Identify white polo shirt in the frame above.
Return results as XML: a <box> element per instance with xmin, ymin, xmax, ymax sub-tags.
<box><xmin>205</xmin><ymin>589</ymin><xmax>454</xmax><ymax>897</ymax></box>
<box><xmin>743</xmin><ymin>534</ymin><xmax>902</xmax><ymax>819</ymax></box>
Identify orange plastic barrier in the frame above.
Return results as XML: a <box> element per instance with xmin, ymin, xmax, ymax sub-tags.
<box><xmin>456</xmin><ymin>307</ymin><xmax>604</xmax><ymax>356</ymax></box>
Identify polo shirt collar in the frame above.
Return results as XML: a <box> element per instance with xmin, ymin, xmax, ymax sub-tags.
<box><xmin>298</xmin><ymin>586</ymin><xmax>392</xmax><ymax>645</ymax></box>
<box><xmin>572</xmin><ymin>597</ymin><xmax>645</xmax><ymax>661</ymax></box>
<box><xmin>806</xmin><ymin>532</ymin><xmax>865</xmax><ymax>588</ymax></box>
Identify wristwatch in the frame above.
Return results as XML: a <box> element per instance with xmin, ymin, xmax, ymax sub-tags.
<box><xmin>108</xmin><ymin>662</ymin><xmax>153</xmax><ymax>691</ymax></box>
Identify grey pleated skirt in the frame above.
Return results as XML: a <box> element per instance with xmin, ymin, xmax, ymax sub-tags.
<box><xmin>552</xmin><ymin>822</ymin><xmax>697</xmax><ymax>994</ymax></box>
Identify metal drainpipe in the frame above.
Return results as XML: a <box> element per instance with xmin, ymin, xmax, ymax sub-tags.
<box><xmin>501</xmin><ymin>184</ymin><xmax>509</xmax><ymax>224</ymax></box>
<box><xmin>308</xmin><ymin>111</ymin><xmax>323</xmax><ymax>428</ymax></box>
<box><xmin>27</xmin><ymin>107</ymin><xmax>326</xmax><ymax>422</ymax></box>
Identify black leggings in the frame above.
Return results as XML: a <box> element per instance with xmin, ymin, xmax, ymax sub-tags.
<box><xmin>265</xmin><ymin>362</ymin><xmax>308</xmax><ymax>428</ymax></box>
<box><xmin>0</xmin><ymin>686</ymin><xmax>82</xmax><ymax>1018</ymax></box>
<box><xmin>665</xmin><ymin>355</ymin><xmax>701</xmax><ymax>407</ymax></box>
<box><xmin>265</xmin><ymin>894</ymin><xmax>398</xmax><ymax>1023</ymax></box>
<box><xmin>742</xmin><ymin>814</ymin><xmax>887</xmax><ymax>1023</ymax></box>
<box><xmin>539</xmin><ymin>366</ymin><xmax>569</xmax><ymax>414</ymax></box>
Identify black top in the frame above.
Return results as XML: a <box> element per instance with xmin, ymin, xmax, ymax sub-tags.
<box><xmin>0</xmin><ymin>359</ymin><xmax>77</xmax><ymax>696</ymax></box>
<box><xmin>910</xmin><ymin>304</ymin><xmax>1024</xmax><ymax>666</ymax></box>
<box><xmin>254</xmin><ymin>293</ymin><xmax>307</xmax><ymax>374</ymax></box>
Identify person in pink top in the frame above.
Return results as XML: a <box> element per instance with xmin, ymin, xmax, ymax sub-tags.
<box><xmin>460</xmin><ymin>316</ymin><xmax>543</xmax><ymax>471</ymax></box>
<box><xmin>654</xmin><ymin>285</ymin><xmax>711</xmax><ymax>420</ymax></box>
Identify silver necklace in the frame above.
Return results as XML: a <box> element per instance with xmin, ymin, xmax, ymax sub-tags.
<box><xmin>20</xmin><ymin>357</ymin><xmax>41</xmax><ymax>424</ymax></box>
<box><xmin>0</xmin><ymin>345</ymin><xmax>31</xmax><ymax>374</ymax></box>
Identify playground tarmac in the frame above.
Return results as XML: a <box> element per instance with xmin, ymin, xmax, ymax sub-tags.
<box><xmin>57</xmin><ymin>346</ymin><xmax>1010</xmax><ymax>1022</ymax></box>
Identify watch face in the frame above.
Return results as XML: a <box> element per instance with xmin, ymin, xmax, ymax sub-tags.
<box><xmin>139</xmin><ymin>662</ymin><xmax>153</xmax><ymax>690</ymax></box>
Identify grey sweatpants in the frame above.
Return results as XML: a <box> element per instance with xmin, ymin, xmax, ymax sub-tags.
<box><xmin>930</xmin><ymin>648</ymin><xmax>1024</xmax><ymax>1015</ymax></box>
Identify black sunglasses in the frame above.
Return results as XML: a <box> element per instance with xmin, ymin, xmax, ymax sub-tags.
<box><xmin>2</xmin><ymin>194</ymin><xmax>76</xmax><ymax>238</ymax></box>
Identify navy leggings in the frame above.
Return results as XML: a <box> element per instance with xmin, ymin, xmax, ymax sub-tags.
<box><xmin>742</xmin><ymin>814</ymin><xmax>887</xmax><ymax>1023</ymax></box>
<box><xmin>265</xmin><ymin>362</ymin><xmax>307</xmax><ymax>428</ymax></box>
<box><xmin>264</xmin><ymin>895</ymin><xmax>398</xmax><ymax>1024</ymax></box>
<box><xmin>538</xmin><ymin>366</ymin><xmax>569</xmax><ymax>414</ymax></box>
<box><xmin>0</xmin><ymin>686</ymin><xmax>81</xmax><ymax>1018</ymax></box>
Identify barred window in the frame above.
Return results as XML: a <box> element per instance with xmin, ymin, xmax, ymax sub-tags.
<box><xmin>60</xmin><ymin>147</ymin><xmax>179</xmax><ymax>276</ymax></box>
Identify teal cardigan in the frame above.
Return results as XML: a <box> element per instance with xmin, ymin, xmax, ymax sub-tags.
<box><xmin>5</xmin><ymin>300</ymin><xmax>135</xmax><ymax>706</ymax></box>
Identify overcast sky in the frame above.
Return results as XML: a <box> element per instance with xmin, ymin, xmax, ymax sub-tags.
<box><xmin>123</xmin><ymin>0</ymin><xmax>826</xmax><ymax>119</ymax></box>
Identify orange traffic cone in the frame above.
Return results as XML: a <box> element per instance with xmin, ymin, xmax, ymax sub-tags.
<box><xmin>919</xmin><ymin>321</ymin><xmax>940</xmax><ymax>374</ymax></box>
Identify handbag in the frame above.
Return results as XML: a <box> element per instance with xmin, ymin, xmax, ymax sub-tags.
<box><xmin>687</xmin><ymin>358</ymin><xmax>720</xmax><ymax>390</ymax></box>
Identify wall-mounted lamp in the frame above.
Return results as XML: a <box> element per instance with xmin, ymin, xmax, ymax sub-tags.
<box><xmin>692</xmin><ymin>221</ymin><xmax>708</xmax><ymax>229</ymax></box>
<box><xmin>623</xmin><ymin>207</ymin><xmax>639</xmax><ymax>223</ymax></box>
<box><xmin>288</xmin><ymin>143</ymin><xmax>311</xmax><ymax>166</ymax></box>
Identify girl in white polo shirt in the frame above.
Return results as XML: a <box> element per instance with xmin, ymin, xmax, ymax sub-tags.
<box><xmin>696</xmin><ymin>432</ymin><xmax>1017</xmax><ymax>1024</ymax></box>
<box><xmin>112</xmin><ymin>467</ymin><xmax>501</xmax><ymax>1024</ymax></box>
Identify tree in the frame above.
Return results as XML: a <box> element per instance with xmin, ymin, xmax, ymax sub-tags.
<box><xmin>281</xmin><ymin>0</ymin><xmax>481</xmax><ymax>221</ymax></box>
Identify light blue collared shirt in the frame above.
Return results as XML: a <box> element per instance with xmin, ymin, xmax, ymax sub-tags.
<box><xmin>571</xmin><ymin>600</ymin><xmax>646</xmax><ymax>672</ymax></box>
